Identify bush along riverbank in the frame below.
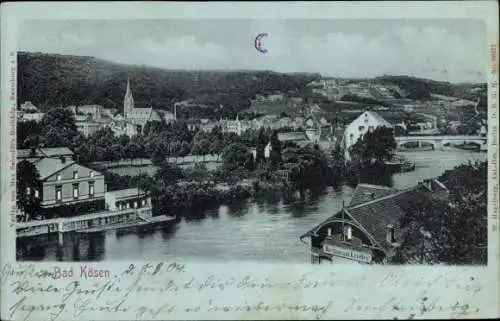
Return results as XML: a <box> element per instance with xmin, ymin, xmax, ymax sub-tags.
<box><xmin>149</xmin><ymin>178</ymin><xmax>296</xmax><ymax>219</ymax></box>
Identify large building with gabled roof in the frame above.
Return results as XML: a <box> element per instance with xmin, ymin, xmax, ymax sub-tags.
<box><xmin>17</xmin><ymin>148</ymin><xmax>105</xmax><ymax>219</ymax></box>
<box><xmin>300</xmin><ymin>179</ymin><xmax>449</xmax><ymax>264</ymax></box>
<box><xmin>123</xmin><ymin>78</ymin><xmax>166</xmax><ymax>137</ymax></box>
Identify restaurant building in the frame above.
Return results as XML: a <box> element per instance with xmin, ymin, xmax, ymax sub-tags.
<box><xmin>300</xmin><ymin>180</ymin><xmax>449</xmax><ymax>264</ymax></box>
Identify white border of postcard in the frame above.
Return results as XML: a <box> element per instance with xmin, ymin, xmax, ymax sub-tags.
<box><xmin>1</xmin><ymin>1</ymin><xmax>499</xmax><ymax>320</ymax></box>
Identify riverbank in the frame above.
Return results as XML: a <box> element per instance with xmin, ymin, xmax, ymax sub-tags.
<box><xmin>17</xmin><ymin>150</ymin><xmax>487</xmax><ymax>262</ymax></box>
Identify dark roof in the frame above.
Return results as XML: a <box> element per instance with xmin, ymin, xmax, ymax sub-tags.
<box><xmin>277</xmin><ymin>132</ymin><xmax>308</xmax><ymax>142</ymax></box>
<box><xmin>348</xmin><ymin>184</ymin><xmax>398</xmax><ymax>207</ymax></box>
<box><xmin>18</xmin><ymin>147</ymin><xmax>74</xmax><ymax>159</ymax></box>
<box><xmin>106</xmin><ymin>188</ymin><xmax>146</xmax><ymax>200</ymax></box>
<box><xmin>345</xmin><ymin>185</ymin><xmax>431</xmax><ymax>251</ymax></box>
<box><xmin>300</xmin><ymin>181</ymin><xmax>447</xmax><ymax>253</ymax></box>
<box><xmin>33</xmin><ymin>158</ymin><xmax>75</xmax><ymax>180</ymax></box>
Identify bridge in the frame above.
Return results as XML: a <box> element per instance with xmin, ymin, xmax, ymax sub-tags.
<box><xmin>395</xmin><ymin>135</ymin><xmax>487</xmax><ymax>150</ymax></box>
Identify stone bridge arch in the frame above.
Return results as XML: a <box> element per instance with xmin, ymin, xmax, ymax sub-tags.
<box><xmin>396</xmin><ymin>139</ymin><xmax>438</xmax><ymax>150</ymax></box>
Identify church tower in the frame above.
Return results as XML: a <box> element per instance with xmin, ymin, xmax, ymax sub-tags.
<box><xmin>124</xmin><ymin>78</ymin><xmax>134</xmax><ymax>119</ymax></box>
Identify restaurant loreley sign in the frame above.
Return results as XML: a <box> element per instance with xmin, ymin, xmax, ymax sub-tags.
<box><xmin>323</xmin><ymin>243</ymin><xmax>372</xmax><ymax>264</ymax></box>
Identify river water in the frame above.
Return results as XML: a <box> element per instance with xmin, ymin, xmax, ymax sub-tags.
<box><xmin>17</xmin><ymin>149</ymin><xmax>487</xmax><ymax>263</ymax></box>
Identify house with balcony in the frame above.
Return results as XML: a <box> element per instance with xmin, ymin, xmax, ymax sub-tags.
<box><xmin>300</xmin><ymin>179</ymin><xmax>449</xmax><ymax>264</ymax></box>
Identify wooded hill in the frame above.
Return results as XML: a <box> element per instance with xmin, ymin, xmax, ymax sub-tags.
<box><xmin>17</xmin><ymin>51</ymin><xmax>320</xmax><ymax>118</ymax></box>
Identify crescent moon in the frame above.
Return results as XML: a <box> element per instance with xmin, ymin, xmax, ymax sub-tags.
<box><xmin>254</xmin><ymin>33</ymin><xmax>268</xmax><ymax>54</ymax></box>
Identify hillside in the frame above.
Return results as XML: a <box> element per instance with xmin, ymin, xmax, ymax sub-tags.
<box><xmin>374</xmin><ymin>75</ymin><xmax>487</xmax><ymax>110</ymax></box>
<box><xmin>17</xmin><ymin>52</ymin><xmax>320</xmax><ymax>118</ymax></box>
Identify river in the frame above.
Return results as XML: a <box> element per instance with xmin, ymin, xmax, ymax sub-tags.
<box><xmin>16</xmin><ymin>149</ymin><xmax>487</xmax><ymax>263</ymax></box>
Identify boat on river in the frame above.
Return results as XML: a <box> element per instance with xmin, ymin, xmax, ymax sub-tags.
<box><xmin>384</xmin><ymin>156</ymin><xmax>416</xmax><ymax>173</ymax></box>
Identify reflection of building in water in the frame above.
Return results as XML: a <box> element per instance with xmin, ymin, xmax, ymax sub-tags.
<box><xmin>16</xmin><ymin>232</ymin><xmax>106</xmax><ymax>261</ymax></box>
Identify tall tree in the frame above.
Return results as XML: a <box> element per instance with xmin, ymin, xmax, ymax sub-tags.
<box><xmin>349</xmin><ymin>126</ymin><xmax>396</xmax><ymax>165</ymax></box>
<box><xmin>269</xmin><ymin>130</ymin><xmax>282</xmax><ymax>169</ymax></box>
<box><xmin>392</xmin><ymin>161</ymin><xmax>487</xmax><ymax>265</ymax></box>
<box><xmin>222</xmin><ymin>143</ymin><xmax>253</xmax><ymax>171</ymax></box>
<box><xmin>16</xmin><ymin>160</ymin><xmax>41</xmax><ymax>222</ymax></box>
<box><xmin>40</xmin><ymin>107</ymin><xmax>78</xmax><ymax>147</ymax></box>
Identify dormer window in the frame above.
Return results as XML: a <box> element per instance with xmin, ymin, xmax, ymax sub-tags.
<box><xmin>387</xmin><ymin>224</ymin><xmax>395</xmax><ymax>243</ymax></box>
<box><xmin>327</xmin><ymin>228</ymin><xmax>332</xmax><ymax>237</ymax></box>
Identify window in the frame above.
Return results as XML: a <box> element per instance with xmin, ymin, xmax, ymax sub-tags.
<box><xmin>327</xmin><ymin>228</ymin><xmax>332</xmax><ymax>237</ymax></box>
<box><xmin>368</xmin><ymin>125</ymin><xmax>374</xmax><ymax>132</ymax></box>
<box><xmin>344</xmin><ymin>225</ymin><xmax>352</xmax><ymax>241</ymax></box>
<box><xmin>73</xmin><ymin>184</ymin><xmax>79</xmax><ymax>199</ymax></box>
<box><xmin>89</xmin><ymin>181</ymin><xmax>94</xmax><ymax>197</ymax></box>
<box><xmin>126</xmin><ymin>202</ymin><xmax>130</xmax><ymax>209</ymax></box>
<box><xmin>89</xmin><ymin>171</ymin><xmax>94</xmax><ymax>178</ymax></box>
<box><xmin>364</xmin><ymin>118</ymin><xmax>369</xmax><ymax>124</ymax></box>
<box><xmin>55</xmin><ymin>186</ymin><xmax>62</xmax><ymax>202</ymax></box>
<box><xmin>358</xmin><ymin>125</ymin><xmax>365</xmax><ymax>132</ymax></box>
<box><xmin>34</xmin><ymin>190</ymin><xmax>39</xmax><ymax>199</ymax></box>
<box><xmin>73</xmin><ymin>171</ymin><xmax>79</xmax><ymax>179</ymax></box>
<box><xmin>118</xmin><ymin>203</ymin><xmax>123</xmax><ymax>210</ymax></box>
<box><xmin>56</xmin><ymin>174</ymin><xmax>62</xmax><ymax>181</ymax></box>
<box><xmin>26</xmin><ymin>187</ymin><xmax>31</xmax><ymax>195</ymax></box>
<box><xmin>387</xmin><ymin>224</ymin><xmax>395</xmax><ymax>243</ymax></box>
<box><xmin>141</xmin><ymin>199</ymin><xmax>146</xmax><ymax>207</ymax></box>
<box><xmin>134</xmin><ymin>201</ymin><xmax>138</xmax><ymax>208</ymax></box>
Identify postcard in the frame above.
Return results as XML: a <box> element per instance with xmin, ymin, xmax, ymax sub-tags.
<box><xmin>1</xmin><ymin>1</ymin><xmax>499</xmax><ymax>320</ymax></box>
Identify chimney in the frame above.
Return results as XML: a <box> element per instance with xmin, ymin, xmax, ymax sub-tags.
<box><xmin>386</xmin><ymin>224</ymin><xmax>395</xmax><ymax>243</ymax></box>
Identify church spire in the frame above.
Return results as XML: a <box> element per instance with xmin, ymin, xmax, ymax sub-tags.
<box><xmin>124</xmin><ymin>77</ymin><xmax>134</xmax><ymax>118</ymax></box>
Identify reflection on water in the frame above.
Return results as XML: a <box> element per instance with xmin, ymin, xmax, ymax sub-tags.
<box><xmin>17</xmin><ymin>150</ymin><xmax>487</xmax><ymax>262</ymax></box>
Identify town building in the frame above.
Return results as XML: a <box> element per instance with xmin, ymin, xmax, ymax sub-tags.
<box><xmin>18</xmin><ymin>147</ymin><xmax>106</xmax><ymax>218</ymax></box>
<box><xmin>105</xmin><ymin>188</ymin><xmax>150</xmax><ymax>211</ymax></box>
<box><xmin>20</xmin><ymin>101</ymin><xmax>40</xmax><ymax>113</ymax></box>
<box><xmin>221</xmin><ymin>115</ymin><xmax>252</xmax><ymax>136</ymax></box>
<box><xmin>341</xmin><ymin>111</ymin><xmax>393</xmax><ymax>160</ymax></box>
<box><xmin>123</xmin><ymin>78</ymin><xmax>166</xmax><ymax>137</ymax></box>
<box><xmin>18</xmin><ymin>112</ymin><xmax>45</xmax><ymax>123</ymax></box>
<box><xmin>75</xmin><ymin>115</ymin><xmax>103</xmax><ymax>137</ymax></box>
<box><xmin>277</xmin><ymin>132</ymin><xmax>310</xmax><ymax>148</ymax></box>
<box><xmin>70</xmin><ymin>105</ymin><xmax>104</xmax><ymax>119</ymax></box>
<box><xmin>300</xmin><ymin>180</ymin><xmax>449</xmax><ymax>264</ymax></box>
<box><xmin>18</xmin><ymin>101</ymin><xmax>44</xmax><ymax>122</ymax></box>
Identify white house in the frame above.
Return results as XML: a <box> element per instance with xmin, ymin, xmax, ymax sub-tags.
<box><xmin>19</xmin><ymin>112</ymin><xmax>45</xmax><ymax>122</ymax></box>
<box><xmin>105</xmin><ymin>188</ymin><xmax>150</xmax><ymax>211</ymax></box>
<box><xmin>342</xmin><ymin>111</ymin><xmax>393</xmax><ymax>160</ymax></box>
<box><xmin>20</xmin><ymin>101</ymin><xmax>39</xmax><ymax>112</ymax></box>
